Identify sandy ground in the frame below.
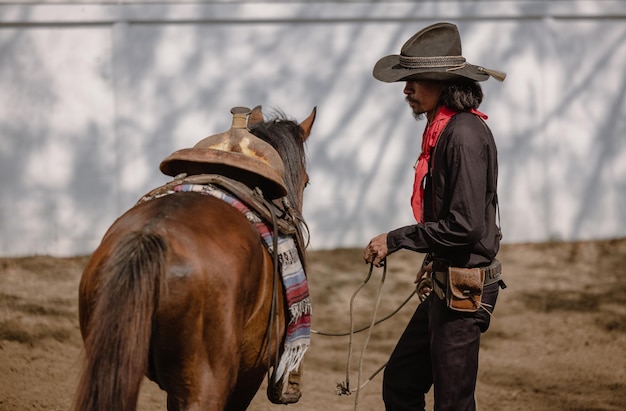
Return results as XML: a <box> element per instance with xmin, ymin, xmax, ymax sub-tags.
<box><xmin>1</xmin><ymin>239</ymin><xmax>625</xmax><ymax>411</ymax></box>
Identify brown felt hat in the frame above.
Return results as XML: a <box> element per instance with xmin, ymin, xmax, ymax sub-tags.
<box><xmin>373</xmin><ymin>22</ymin><xmax>505</xmax><ymax>83</ymax></box>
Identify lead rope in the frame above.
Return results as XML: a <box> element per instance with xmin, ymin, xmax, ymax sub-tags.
<box><xmin>310</xmin><ymin>260</ymin><xmax>424</xmax><ymax>410</ymax></box>
<box><xmin>336</xmin><ymin>260</ymin><xmax>387</xmax><ymax>410</ymax></box>
<box><xmin>312</xmin><ymin>287</ymin><xmax>417</xmax><ymax>337</ymax></box>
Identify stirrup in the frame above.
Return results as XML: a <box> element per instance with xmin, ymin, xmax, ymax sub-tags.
<box><xmin>267</xmin><ymin>365</ymin><xmax>303</xmax><ymax>404</ymax></box>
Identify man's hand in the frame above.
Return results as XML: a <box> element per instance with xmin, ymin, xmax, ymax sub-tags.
<box><xmin>414</xmin><ymin>261</ymin><xmax>433</xmax><ymax>284</ymax></box>
<box><xmin>363</xmin><ymin>233</ymin><xmax>389</xmax><ymax>267</ymax></box>
<box><xmin>415</xmin><ymin>260</ymin><xmax>433</xmax><ymax>302</ymax></box>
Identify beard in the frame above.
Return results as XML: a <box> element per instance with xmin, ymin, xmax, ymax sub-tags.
<box><xmin>406</xmin><ymin>96</ymin><xmax>427</xmax><ymax>121</ymax></box>
<box><xmin>412</xmin><ymin>111</ymin><xmax>426</xmax><ymax>121</ymax></box>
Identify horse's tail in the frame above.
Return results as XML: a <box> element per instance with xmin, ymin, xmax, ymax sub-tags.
<box><xmin>73</xmin><ymin>231</ymin><xmax>167</xmax><ymax>411</ymax></box>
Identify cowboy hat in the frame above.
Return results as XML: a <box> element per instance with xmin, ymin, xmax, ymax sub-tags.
<box><xmin>373</xmin><ymin>22</ymin><xmax>505</xmax><ymax>83</ymax></box>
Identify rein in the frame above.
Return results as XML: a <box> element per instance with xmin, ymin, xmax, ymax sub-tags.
<box><xmin>311</xmin><ymin>259</ymin><xmax>419</xmax><ymax>411</ymax></box>
<box><xmin>267</xmin><ymin>199</ymin><xmax>282</xmax><ymax>384</ymax></box>
<box><xmin>341</xmin><ymin>261</ymin><xmax>386</xmax><ymax>410</ymax></box>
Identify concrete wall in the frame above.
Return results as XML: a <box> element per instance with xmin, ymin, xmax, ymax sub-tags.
<box><xmin>1</xmin><ymin>1</ymin><xmax>625</xmax><ymax>256</ymax></box>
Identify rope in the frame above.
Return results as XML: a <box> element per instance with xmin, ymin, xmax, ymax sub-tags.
<box><xmin>266</xmin><ymin>198</ymin><xmax>282</xmax><ymax>385</ymax></box>
<box><xmin>309</xmin><ymin>258</ymin><xmax>424</xmax><ymax>410</ymax></box>
<box><xmin>399</xmin><ymin>54</ymin><xmax>466</xmax><ymax>69</ymax></box>
<box><xmin>332</xmin><ymin>261</ymin><xmax>390</xmax><ymax>411</ymax></box>
<box><xmin>311</xmin><ymin>288</ymin><xmax>417</xmax><ymax>337</ymax></box>
<box><xmin>337</xmin><ymin>262</ymin><xmax>374</xmax><ymax>396</ymax></box>
<box><xmin>352</xmin><ymin>261</ymin><xmax>386</xmax><ymax>410</ymax></box>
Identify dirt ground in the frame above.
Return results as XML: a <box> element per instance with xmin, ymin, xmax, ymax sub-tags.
<box><xmin>1</xmin><ymin>239</ymin><xmax>625</xmax><ymax>411</ymax></box>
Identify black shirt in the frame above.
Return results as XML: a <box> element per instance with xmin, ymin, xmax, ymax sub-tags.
<box><xmin>387</xmin><ymin>111</ymin><xmax>500</xmax><ymax>268</ymax></box>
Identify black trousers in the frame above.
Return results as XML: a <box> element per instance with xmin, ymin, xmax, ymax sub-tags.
<box><xmin>382</xmin><ymin>282</ymin><xmax>499</xmax><ymax>411</ymax></box>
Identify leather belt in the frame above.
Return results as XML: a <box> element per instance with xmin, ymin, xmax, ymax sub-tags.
<box><xmin>482</xmin><ymin>259</ymin><xmax>502</xmax><ymax>286</ymax></box>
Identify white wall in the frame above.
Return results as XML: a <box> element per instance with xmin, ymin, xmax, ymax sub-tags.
<box><xmin>1</xmin><ymin>1</ymin><xmax>625</xmax><ymax>256</ymax></box>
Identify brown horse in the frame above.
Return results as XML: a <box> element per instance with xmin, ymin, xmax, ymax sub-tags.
<box><xmin>73</xmin><ymin>106</ymin><xmax>316</xmax><ymax>411</ymax></box>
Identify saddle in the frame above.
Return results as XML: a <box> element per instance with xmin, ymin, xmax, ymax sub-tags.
<box><xmin>152</xmin><ymin>105</ymin><xmax>303</xmax><ymax>240</ymax></box>
<box><xmin>159</xmin><ymin>106</ymin><xmax>288</xmax><ymax>200</ymax></box>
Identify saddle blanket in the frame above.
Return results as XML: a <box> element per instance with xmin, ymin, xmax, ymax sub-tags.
<box><xmin>173</xmin><ymin>183</ymin><xmax>311</xmax><ymax>383</ymax></box>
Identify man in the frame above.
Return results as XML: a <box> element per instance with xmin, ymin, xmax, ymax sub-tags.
<box><xmin>363</xmin><ymin>22</ymin><xmax>507</xmax><ymax>410</ymax></box>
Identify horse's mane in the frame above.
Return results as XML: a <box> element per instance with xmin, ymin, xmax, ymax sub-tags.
<box><xmin>249</xmin><ymin>112</ymin><xmax>307</xmax><ymax>211</ymax></box>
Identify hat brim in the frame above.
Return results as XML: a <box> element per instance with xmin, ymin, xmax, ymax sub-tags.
<box><xmin>373</xmin><ymin>54</ymin><xmax>489</xmax><ymax>83</ymax></box>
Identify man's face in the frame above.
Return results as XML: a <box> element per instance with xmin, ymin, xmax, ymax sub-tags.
<box><xmin>403</xmin><ymin>80</ymin><xmax>444</xmax><ymax>120</ymax></box>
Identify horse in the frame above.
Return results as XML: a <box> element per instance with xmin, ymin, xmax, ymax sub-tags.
<box><xmin>73</xmin><ymin>106</ymin><xmax>316</xmax><ymax>411</ymax></box>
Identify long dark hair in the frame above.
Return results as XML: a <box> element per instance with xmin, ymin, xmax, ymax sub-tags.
<box><xmin>440</xmin><ymin>78</ymin><xmax>483</xmax><ymax>110</ymax></box>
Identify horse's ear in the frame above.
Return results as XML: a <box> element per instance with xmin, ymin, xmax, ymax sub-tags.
<box><xmin>299</xmin><ymin>107</ymin><xmax>316</xmax><ymax>141</ymax></box>
<box><xmin>248</xmin><ymin>105</ymin><xmax>264</xmax><ymax>127</ymax></box>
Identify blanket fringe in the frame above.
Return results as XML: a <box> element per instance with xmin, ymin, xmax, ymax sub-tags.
<box><xmin>289</xmin><ymin>298</ymin><xmax>312</xmax><ymax>322</ymax></box>
<box><xmin>275</xmin><ymin>343</ymin><xmax>309</xmax><ymax>383</ymax></box>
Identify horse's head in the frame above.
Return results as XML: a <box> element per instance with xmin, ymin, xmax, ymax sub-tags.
<box><xmin>248</xmin><ymin>106</ymin><xmax>316</xmax><ymax>214</ymax></box>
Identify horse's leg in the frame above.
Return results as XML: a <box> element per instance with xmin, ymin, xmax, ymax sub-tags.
<box><xmin>154</xmin><ymin>297</ymin><xmax>243</xmax><ymax>411</ymax></box>
<box><xmin>151</xmin><ymin>265</ymin><xmax>243</xmax><ymax>411</ymax></box>
<box><xmin>225</xmin><ymin>248</ymin><xmax>287</xmax><ymax>411</ymax></box>
<box><xmin>151</xmin><ymin>234</ymin><xmax>261</xmax><ymax>411</ymax></box>
<box><xmin>160</xmin><ymin>334</ymin><xmax>241</xmax><ymax>411</ymax></box>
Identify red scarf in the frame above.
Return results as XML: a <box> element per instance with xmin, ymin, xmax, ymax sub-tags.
<box><xmin>411</xmin><ymin>107</ymin><xmax>487</xmax><ymax>223</ymax></box>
